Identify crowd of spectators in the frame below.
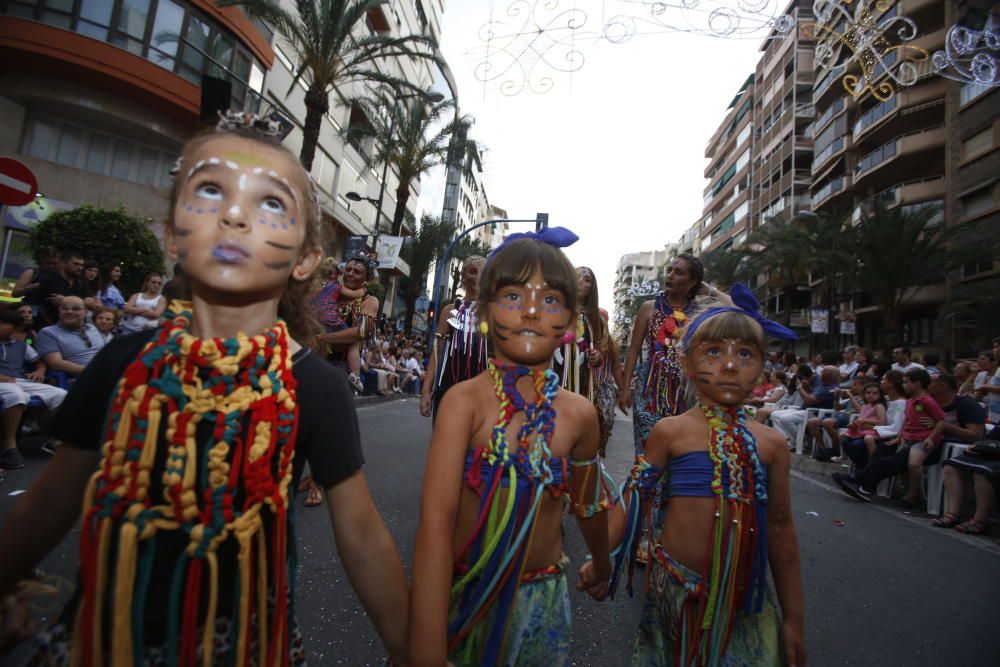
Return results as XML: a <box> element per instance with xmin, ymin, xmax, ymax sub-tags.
<box><xmin>754</xmin><ymin>340</ymin><xmax>999</xmax><ymax>536</ymax></box>
<box><xmin>0</xmin><ymin>248</ymin><xmax>173</xmax><ymax>478</ymax></box>
<box><xmin>356</xmin><ymin>320</ymin><xmax>428</xmax><ymax>397</ymax></box>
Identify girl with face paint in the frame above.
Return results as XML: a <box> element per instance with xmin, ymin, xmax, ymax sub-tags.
<box><xmin>553</xmin><ymin>266</ymin><xmax>622</xmax><ymax>456</ymax></box>
<box><xmin>591</xmin><ymin>305</ymin><xmax>805</xmax><ymax>667</ymax></box>
<box><xmin>0</xmin><ymin>118</ymin><xmax>411</xmax><ymax>666</ymax></box>
<box><xmin>411</xmin><ymin>235</ymin><xmax>616</xmax><ymax>667</ymax></box>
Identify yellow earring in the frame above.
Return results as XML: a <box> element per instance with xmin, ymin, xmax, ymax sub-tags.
<box><xmin>479</xmin><ymin>321</ymin><xmax>489</xmax><ymax>335</ymax></box>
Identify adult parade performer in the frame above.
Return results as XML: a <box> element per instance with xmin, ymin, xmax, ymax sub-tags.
<box><xmin>420</xmin><ymin>256</ymin><xmax>488</xmax><ymax>420</ymax></box>
<box><xmin>316</xmin><ymin>250</ymin><xmax>379</xmax><ymax>373</ymax></box>
<box><xmin>618</xmin><ymin>253</ymin><xmax>727</xmax><ymax>454</ymax></box>
<box><xmin>0</xmin><ymin>113</ymin><xmax>411</xmax><ymax>665</ymax></box>
<box><xmin>555</xmin><ymin>266</ymin><xmax>623</xmax><ymax>456</ymax></box>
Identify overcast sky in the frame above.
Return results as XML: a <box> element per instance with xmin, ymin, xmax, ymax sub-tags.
<box><xmin>418</xmin><ymin>1</ymin><xmax>780</xmax><ymax>314</ymax></box>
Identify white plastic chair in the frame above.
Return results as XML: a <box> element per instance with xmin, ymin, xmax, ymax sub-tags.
<box><xmin>794</xmin><ymin>408</ymin><xmax>836</xmax><ymax>456</ymax></box>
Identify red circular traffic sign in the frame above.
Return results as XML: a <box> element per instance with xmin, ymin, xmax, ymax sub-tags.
<box><xmin>0</xmin><ymin>157</ymin><xmax>38</xmax><ymax>207</ymax></box>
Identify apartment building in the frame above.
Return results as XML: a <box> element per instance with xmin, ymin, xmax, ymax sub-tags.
<box><xmin>699</xmin><ymin>74</ymin><xmax>755</xmax><ymax>254</ymax></box>
<box><xmin>612</xmin><ymin>246</ymin><xmax>675</xmax><ymax>345</ymax></box>
<box><xmin>0</xmin><ymin>0</ymin><xmax>446</xmax><ymax>309</ymax></box>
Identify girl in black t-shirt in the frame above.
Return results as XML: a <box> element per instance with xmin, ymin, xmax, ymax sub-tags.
<box><xmin>0</xmin><ymin>115</ymin><xmax>410</xmax><ymax>666</ymax></box>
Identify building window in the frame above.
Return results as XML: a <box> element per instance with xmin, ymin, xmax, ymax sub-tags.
<box><xmin>960</xmin><ymin>185</ymin><xmax>995</xmax><ymax>218</ymax></box>
<box><xmin>2</xmin><ymin>0</ymin><xmax>267</xmax><ymax>113</ymax></box>
<box><xmin>962</xmin><ymin>127</ymin><xmax>993</xmax><ymax>161</ymax></box>
<box><xmin>961</xmin><ymin>81</ymin><xmax>991</xmax><ymax>105</ymax></box>
<box><xmin>962</xmin><ymin>255</ymin><xmax>995</xmax><ymax>278</ymax></box>
<box><xmin>21</xmin><ymin>114</ymin><xmax>178</xmax><ymax>189</ymax></box>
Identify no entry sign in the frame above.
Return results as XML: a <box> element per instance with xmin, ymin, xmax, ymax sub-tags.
<box><xmin>0</xmin><ymin>157</ymin><xmax>38</xmax><ymax>207</ymax></box>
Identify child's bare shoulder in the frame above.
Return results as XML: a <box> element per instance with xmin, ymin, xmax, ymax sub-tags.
<box><xmin>556</xmin><ymin>388</ymin><xmax>596</xmax><ymax>415</ymax></box>
<box><xmin>746</xmin><ymin>421</ymin><xmax>789</xmax><ymax>464</ymax></box>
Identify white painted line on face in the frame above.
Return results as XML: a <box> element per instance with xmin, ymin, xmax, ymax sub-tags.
<box><xmin>238</xmin><ymin>173</ymin><xmax>247</xmax><ymax>191</ymax></box>
<box><xmin>225</xmin><ymin>160</ymin><xmax>239</xmax><ymax>170</ymax></box>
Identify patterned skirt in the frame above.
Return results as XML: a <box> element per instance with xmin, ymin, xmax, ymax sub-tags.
<box><xmin>449</xmin><ymin>561</ymin><xmax>571</xmax><ymax>667</ymax></box>
<box><xmin>631</xmin><ymin>546</ymin><xmax>781</xmax><ymax>667</ymax></box>
<box><xmin>595</xmin><ymin>378</ymin><xmax>618</xmax><ymax>456</ymax></box>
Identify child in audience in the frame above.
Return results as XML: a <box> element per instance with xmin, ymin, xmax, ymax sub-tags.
<box><xmin>839</xmin><ymin>382</ymin><xmax>888</xmax><ymax>468</ymax></box>
<box><xmin>0</xmin><ymin>112</ymin><xmax>410</xmax><ymax>665</ymax></box>
<box><xmin>410</xmin><ymin>232</ymin><xmax>615</xmax><ymax>666</ymax></box>
<box><xmin>595</xmin><ymin>283</ymin><xmax>805</xmax><ymax>666</ymax></box>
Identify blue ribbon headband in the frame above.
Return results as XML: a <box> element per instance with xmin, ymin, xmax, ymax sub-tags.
<box><xmin>488</xmin><ymin>226</ymin><xmax>579</xmax><ymax>260</ymax></box>
<box><xmin>681</xmin><ymin>282</ymin><xmax>798</xmax><ymax>350</ymax></box>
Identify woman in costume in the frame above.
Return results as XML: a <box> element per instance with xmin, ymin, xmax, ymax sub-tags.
<box><xmin>556</xmin><ymin>266</ymin><xmax>622</xmax><ymax>456</ymax></box>
<box><xmin>618</xmin><ymin>253</ymin><xmax>727</xmax><ymax>455</ymax></box>
<box><xmin>314</xmin><ymin>251</ymin><xmax>378</xmax><ymax>376</ymax></box>
<box><xmin>420</xmin><ymin>255</ymin><xmax>488</xmax><ymax>420</ymax></box>
<box><xmin>0</xmin><ymin>112</ymin><xmax>411</xmax><ymax>665</ymax></box>
<box><xmin>588</xmin><ymin>284</ymin><xmax>805</xmax><ymax>666</ymax></box>
<box><xmin>410</xmin><ymin>231</ymin><xmax>616</xmax><ymax>667</ymax></box>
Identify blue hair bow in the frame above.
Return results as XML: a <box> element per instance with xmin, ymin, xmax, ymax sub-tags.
<box><xmin>681</xmin><ymin>282</ymin><xmax>798</xmax><ymax>350</ymax></box>
<box><xmin>488</xmin><ymin>226</ymin><xmax>579</xmax><ymax>259</ymax></box>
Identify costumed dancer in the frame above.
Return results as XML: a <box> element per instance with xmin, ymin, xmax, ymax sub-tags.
<box><xmin>410</xmin><ymin>232</ymin><xmax>617</xmax><ymax>667</ymax></box>
<box><xmin>313</xmin><ymin>251</ymin><xmax>378</xmax><ymax>386</ymax></box>
<box><xmin>0</xmin><ymin>112</ymin><xmax>411</xmax><ymax>665</ymax></box>
<box><xmin>311</xmin><ymin>259</ymin><xmax>369</xmax><ymax>392</ymax></box>
<box><xmin>420</xmin><ymin>255</ymin><xmax>488</xmax><ymax>420</ymax></box>
<box><xmin>586</xmin><ymin>283</ymin><xmax>805</xmax><ymax>666</ymax></box>
<box><xmin>555</xmin><ymin>266</ymin><xmax>622</xmax><ymax>456</ymax></box>
<box><xmin>618</xmin><ymin>253</ymin><xmax>729</xmax><ymax>455</ymax></box>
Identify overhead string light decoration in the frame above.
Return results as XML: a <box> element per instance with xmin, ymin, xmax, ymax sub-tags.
<box><xmin>931</xmin><ymin>19</ymin><xmax>999</xmax><ymax>88</ymax></box>
<box><xmin>469</xmin><ymin>0</ymin><xmax>795</xmax><ymax>96</ymax></box>
<box><xmin>804</xmin><ymin>0</ymin><xmax>929</xmax><ymax>102</ymax></box>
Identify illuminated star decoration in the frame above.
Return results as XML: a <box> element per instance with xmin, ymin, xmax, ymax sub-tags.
<box><xmin>468</xmin><ymin>0</ymin><xmax>795</xmax><ymax>96</ymax></box>
<box><xmin>930</xmin><ymin>21</ymin><xmax>999</xmax><ymax>87</ymax></box>
<box><xmin>804</xmin><ymin>0</ymin><xmax>928</xmax><ymax>102</ymax></box>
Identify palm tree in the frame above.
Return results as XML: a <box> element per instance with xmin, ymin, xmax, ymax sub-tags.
<box><xmin>399</xmin><ymin>214</ymin><xmax>455</xmax><ymax>334</ymax></box>
<box><xmin>853</xmin><ymin>201</ymin><xmax>947</xmax><ymax>347</ymax></box>
<box><xmin>745</xmin><ymin>214</ymin><xmax>812</xmax><ymax>326</ymax></box>
<box><xmin>218</xmin><ymin>0</ymin><xmax>441</xmax><ymax>171</ymax></box>
<box><xmin>700</xmin><ymin>244</ymin><xmax>749</xmax><ymax>288</ymax></box>
<box><xmin>348</xmin><ymin>92</ymin><xmax>476</xmax><ymax>236</ymax></box>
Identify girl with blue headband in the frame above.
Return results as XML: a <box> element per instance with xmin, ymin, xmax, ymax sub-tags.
<box><xmin>410</xmin><ymin>231</ymin><xmax>617</xmax><ymax>667</ymax></box>
<box><xmin>588</xmin><ymin>285</ymin><xmax>805</xmax><ymax>666</ymax></box>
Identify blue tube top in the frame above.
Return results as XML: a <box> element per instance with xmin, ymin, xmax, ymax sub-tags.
<box><xmin>664</xmin><ymin>451</ymin><xmax>769</xmax><ymax>498</ymax></box>
<box><xmin>464</xmin><ymin>448</ymin><xmax>569</xmax><ymax>489</ymax></box>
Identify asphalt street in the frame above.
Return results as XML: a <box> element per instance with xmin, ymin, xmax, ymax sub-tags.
<box><xmin>2</xmin><ymin>398</ymin><xmax>999</xmax><ymax>665</ymax></box>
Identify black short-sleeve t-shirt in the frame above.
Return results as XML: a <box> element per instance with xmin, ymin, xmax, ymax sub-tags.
<box><xmin>37</xmin><ymin>272</ymin><xmax>93</xmax><ymax>327</ymax></box>
<box><xmin>51</xmin><ymin>329</ymin><xmax>364</xmax><ymax>644</ymax></box>
<box><xmin>54</xmin><ymin>329</ymin><xmax>364</xmax><ymax>487</ymax></box>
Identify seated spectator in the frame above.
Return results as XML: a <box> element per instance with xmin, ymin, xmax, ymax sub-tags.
<box><xmin>751</xmin><ymin>370</ymin><xmax>776</xmax><ymax>400</ymax></box>
<box><xmin>756</xmin><ymin>366</ymin><xmax>811</xmax><ymax>423</ymax></box>
<box><xmin>972</xmin><ymin>350</ymin><xmax>996</xmax><ymax>392</ymax></box>
<box><xmin>955</xmin><ymin>361</ymin><xmax>976</xmax><ymax>397</ymax></box>
<box><xmin>93</xmin><ymin>307</ymin><xmax>119</xmax><ymax>343</ymax></box>
<box><xmin>771</xmin><ymin>366</ymin><xmax>839</xmax><ymax>446</ymax></box>
<box><xmin>122</xmin><ymin>273</ymin><xmax>167</xmax><ymax>333</ymax></box>
<box><xmin>841</xmin><ymin>370</ymin><xmax>907</xmax><ymax>469</ymax></box>
<box><xmin>367</xmin><ymin>348</ymin><xmax>399</xmax><ymax>395</ymax></box>
<box><xmin>935</xmin><ymin>424</ymin><xmax>1000</xmax><ymax>535</ymax></box>
<box><xmin>891</xmin><ymin>346</ymin><xmax>925</xmax><ymax>373</ymax></box>
<box><xmin>866</xmin><ymin>357</ymin><xmax>892</xmax><ymax>383</ymax></box>
<box><xmin>808</xmin><ymin>375</ymin><xmax>868</xmax><ymax>460</ymax></box>
<box><xmin>0</xmin><ymin>309</ymin><xmax>66</xmax><ymax>470</ymax></box>
<box><xmin>97</xmin><ymin>263</ymin><xmax>126</xmax><ymax>312</ymax></box>
<box><xmin>922</xmin><ymin>351</ymin><xmax>942</xmax><ymax>377</ymax></box>
<box><xmin>853</xmin><ymin>347</ymin><xmax>872</xmax><ymax>378</ymax></box>
<box><xmin>833</xmin><ymin>370</ymin><xmax>981</xmax><ymax>506</ymax></box>
<box><xmin>400</xmin><ymin>348</ymin><xmax>424</xmax><ymax>395</ymax></box>
<box><xmin>808</xmin><ymin>352</ymin><xmax>825</xmax><ymax>374</ymax></box>
<box><xmin>829</xmin><ymin>382</ymin><xmax>887</xmax><ymax>464</ymax></box>
<box><xmin>748</xmin><ymin>371</ymin><xmax>787</xmax><ymax>408</ymax></box>
<box><xmin>36</xmin><ymin>296</ymin><xmax>106</xmax><ymax>377</ymax></box>
<box><xmin>36</xmin><ymin>249</ymin><xmax>98</xmax><ymax>327</ymax></box>
<box><xmin>973</xmin><ymin>348</ymin><xmax>1000</xmax><ymax>424</ymax></box>
<box><xmin>838</xmin><ymin>346</ymin><xmax>859</xmax><ymax>381</ymax></box>
<box><xmin>12</xmin><ymin>303</ymin><xmax>39</xmax><ymax>347</ymax></box>
<box><xmin>11</xmin><ymin>246</ymin><xmax>58</xmax><ymax>313</ymax></box>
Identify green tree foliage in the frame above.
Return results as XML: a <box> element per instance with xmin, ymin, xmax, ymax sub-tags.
<box><xmin>29</xmin><ymin>205</ymin><xmax>164</xmax><ymax>294</ymax></box>
<box><xmin>398</xmin><ymin>215</ymin><xmax>455</xmax><ymax>334</ymax></box>
<box><xmin>853</xmin><ymin>201</ymin><xmax>946</xmax><ymax>346</ymax></box>
<box><xmin>348</xmin><ymin>93</ymin><xmax>477</xmax><ymax>236</ymax></box>
<box><xmin>700</xmin><ymin>244</ymin><xmax>749</xmax><ymax>288</ymax></box>
<box><xmin>219</xmin><ymin>0</ymin><xmax>441</xmax><ymax>171</ymax></box>
<box><xmin>745</xmin><ymin>213</ymin><xmax>813</xmax><ymax>326</ymax></box>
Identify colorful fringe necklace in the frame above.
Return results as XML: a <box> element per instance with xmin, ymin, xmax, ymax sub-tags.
<box><xmin>559</xmin><ymin>312</ymin><xmax>592</xmax><ymax>399</ymax></box>
<box><xmin>686</xmin><ymin>404</ymin><xmax>769</xmax><ymax>666</ymax></box>
<box><xmin>72</xmin><ymin>302</ymin><xmax>299</xmax><ymax>667</ymax></box>
<box><xmin>643</xmin><ymin>294</ymin><xmax>690</xmax><ymax>417</ymax></box>
<box><xmin>448</xmin><ymin>360</ymin><xmax>559</xmax><ymax>665</ymax></box>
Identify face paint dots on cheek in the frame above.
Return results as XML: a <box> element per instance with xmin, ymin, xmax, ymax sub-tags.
<box><xmin>238</xmin><ymin>173</ymin><xmax>247</xmax><ymax>191</ymax></box>
<box><xmin>229</xmin><ymin>205</ymin><xmax>241</xmax><ymax>217</ymax></box>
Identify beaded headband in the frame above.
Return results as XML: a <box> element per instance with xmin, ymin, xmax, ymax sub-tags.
<box><xmin>681</xmin><ymin>282</ymin><xmax>798</xmax><ymax>351</ymax></box>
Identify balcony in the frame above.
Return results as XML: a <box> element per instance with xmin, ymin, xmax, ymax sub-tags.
<box><xmin>896</xmin><ymin>177</ymin><xmax>946</xmax><ymax>206</ymax></box>
<box><xmin>855</xmin><ymin>125</ymin><xmax>945</xmax><ymax>183</ymax></box>
<box><xmin>811</xmin><ymin>174</ymin><xmax>850</xmax><ymax>209</ymax></box>
<box><xmin>812</xmin><ymin>135</ymin><xmax>850</xmax><ymax>174</ymax></box>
